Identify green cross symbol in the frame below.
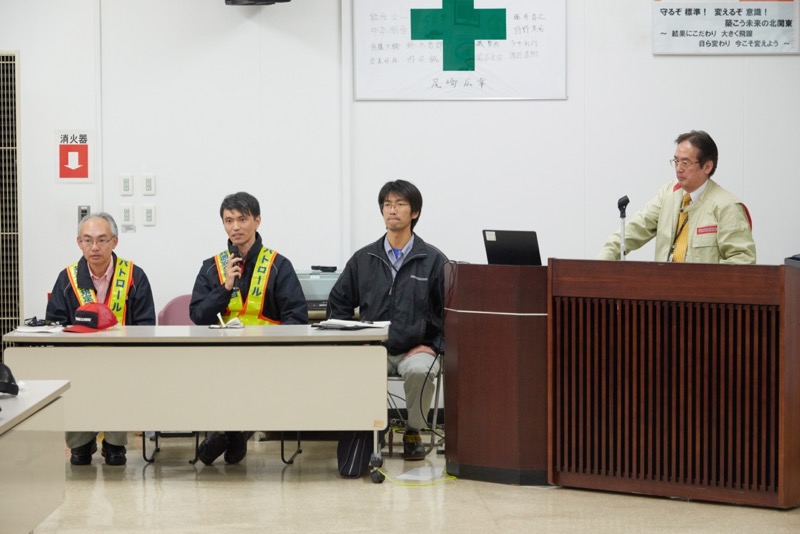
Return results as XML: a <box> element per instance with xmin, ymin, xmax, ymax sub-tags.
<box><xmin>410</xmin><ymin>0</ymin><xmax>507</xmax><ymax>72</ymax></box>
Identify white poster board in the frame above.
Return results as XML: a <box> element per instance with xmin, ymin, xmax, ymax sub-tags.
<box><xmin>653</xmin><ymin>0</ymin><xmax>800</xmax><ymax>55</ymax></box>
<box><xmin>353</xmin><ymin>0</ymin><xmax>566</xmax><ymax>100</ymax></box>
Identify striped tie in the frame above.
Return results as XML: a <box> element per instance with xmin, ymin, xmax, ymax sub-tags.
<box><xmin>672</xmin><ymin>193</ymin><xmax>691</xmax><ymax>262</ymax></box>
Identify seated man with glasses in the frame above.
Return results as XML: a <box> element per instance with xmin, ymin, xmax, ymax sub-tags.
<box><xmin>327</xmin><ymin>180</ymin><xmax>447</xmax><ymax>472</ymax></box>
<box><xmin>46</xmin><ymin>212</ymin><xmax>156</xmax><ymax>466</ymax></box>
<box><xmin>598</xmin><ymin>130</ymin><xmax>756</xmax><ymax>264</ymax></box>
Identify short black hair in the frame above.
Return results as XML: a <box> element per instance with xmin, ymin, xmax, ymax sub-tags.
<box><xmin>378</xmin><ymin>180</ymin><xmax>423</xmax><ymax>230</ymax></box>
<box><xmin>220</xmin><ymin>192</ymin><xmax>261</xmax><ymax>219</ymax></box>
<box><xmin>675</xmin><ymin>130</ymin><xmax>718</xmax><ymax>177</ymax></box>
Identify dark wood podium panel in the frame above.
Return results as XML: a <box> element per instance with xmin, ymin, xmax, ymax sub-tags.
<box><xmin>444</xmin><ymin>263</ymin><xmax>548</xmax><ymax>485</ymax></box>
<box><xmin>549</xmin><ymin>258</ymin><xmax>800</xmax><ymax>509</ymax></box>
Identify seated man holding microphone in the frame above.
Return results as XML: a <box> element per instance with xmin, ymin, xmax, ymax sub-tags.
<box><xmin>190</xmin><ymin>191</ymin><xmax>308</xmax><ymax>466</ymax></box>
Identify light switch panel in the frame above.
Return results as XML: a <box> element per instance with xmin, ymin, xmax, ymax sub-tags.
<box><xmin>143</xmin><ymin>173</ymin><xmax>156</xmax><ymax>196</ymax></box>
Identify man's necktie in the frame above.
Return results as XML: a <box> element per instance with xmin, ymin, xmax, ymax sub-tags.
<box><xmin>672</xmin><ymin>193</ymin><xmax>691</xmax><ymax>262</ymax></box>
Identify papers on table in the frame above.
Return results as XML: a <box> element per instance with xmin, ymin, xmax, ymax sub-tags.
<box><xmin>312</xmin><ymin>319</ymin><xmax>390</xmax><ymax>330</ymax></box>
<box><xmin>209</xmin><ymin>316</ymin><xmax>244</xmax><ymax>329</ymax></box>
<box><xmin>15</xmin><ymin>325</ymin><xmax>64</xmax><ymax>334</ymax></box>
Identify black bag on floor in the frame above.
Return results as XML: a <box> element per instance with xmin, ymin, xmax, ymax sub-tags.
<box><xmin>337</xmin><ymin>431</ymin><xmax>374</xmax><ymax>478</ymax></box>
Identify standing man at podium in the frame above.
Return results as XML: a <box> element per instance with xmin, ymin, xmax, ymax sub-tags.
<box><xmin>598</xmin><ymin>130</ymin><xmax>756</xmax><ymax>264</ymax></box>
<box><xmin>327</xmin><ymin>180</ymin><xmax>448</xmax><ymax>462</ymax></box>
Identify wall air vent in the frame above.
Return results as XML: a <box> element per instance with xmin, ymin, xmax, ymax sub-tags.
<box><xmin>0</xmin><ymin>52</ymin><xmax>20</xmax><ymax>362</ymax></box>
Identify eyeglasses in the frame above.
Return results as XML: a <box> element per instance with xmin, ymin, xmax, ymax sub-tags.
<box><xmin>669</xmin><ymin>158</ymin><xmax>700</xmax><ymax>170</ymax></box>
<box><xmin>24</xmin><ymin>316</ymin><xmax>60</xmax><ymax>327</ymax></box>
<box><xmin>79</xmin><ymin>236</ymin><xmax>114</xmax><ymax>247</ymax></box>
<box><xmin>382</xmin><ymin>201</ymin><xmax>410</xmax><ymax>211</ymax></box>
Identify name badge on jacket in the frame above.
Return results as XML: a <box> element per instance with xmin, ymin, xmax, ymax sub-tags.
<box><xmin>697</xmin><ymin>225</ymin><xmax>718</xmax><ymax>235</ymax></box>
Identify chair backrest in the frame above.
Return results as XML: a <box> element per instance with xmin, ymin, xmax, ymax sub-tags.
<box><xmin>157</xmin><ymin>294</ymin><xmax>194</xmax><ymax>325</ymax></box>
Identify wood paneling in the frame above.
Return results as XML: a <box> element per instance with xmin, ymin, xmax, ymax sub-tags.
<box><xmin>444</xmin><ymin>263</ymin><xmax>548</xmax><ymax>484</ymax></box>
<box><xmin>548</xmin><ymin>259</ymin><xmax>800</xmax><ymax>508</ymax></box>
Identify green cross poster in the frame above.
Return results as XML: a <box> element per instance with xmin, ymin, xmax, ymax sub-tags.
<box><xmin>353</xmin><ymin>0</ymin><xmax>566</xmax><ymax>100</ymax></box>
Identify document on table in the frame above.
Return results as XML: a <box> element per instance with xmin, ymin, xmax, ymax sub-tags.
<box><xmin>209</xmin><ymin>316</ymin><xmax>244</xmax><ymax>329</ymax></box>
<box><xmin>312</xmin><ymin>319</ymin><xmax>390</xmax><ymax>330</ymax></box>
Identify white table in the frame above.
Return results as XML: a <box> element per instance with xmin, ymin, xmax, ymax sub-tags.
<box><xmin>3</xmin><ymin>325</ymin><xmax>388</xmax><ymax>472</ymax></box>
<box><xmin>0</xmin><ymin>379</ymin><xmax>70</xmax><ymax>533</ymax></box>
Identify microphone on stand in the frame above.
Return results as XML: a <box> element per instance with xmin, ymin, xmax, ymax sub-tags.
<box><xmin>229</xmin><ymin>245</ymin><xmax>242</xmax><ymax>291</ymax></box>
<box><xmin>618</xmin><ymin>196</ymin><xmax>630</xmax><ymax>261</ymax></box>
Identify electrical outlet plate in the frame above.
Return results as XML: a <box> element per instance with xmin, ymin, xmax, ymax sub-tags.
<box><xmin>143</xmin><ymin>204</ymin><xmax>156</xmax><ymax>226</ymax></box>
<box><xmin>120</xmin><ymin>203</ymin><xmax>134</xmax><ymax>224</ymax></box>
<box><xmin>78</xmin><ymin>205</ymin><xmax>90</xmax><ymax>223</ymax></box>
<box><xmin>120</xmin><ymin>174</ymin><xmax>134</xmax><ymax>196</ymax></box>
<box><xmin>143</xmin><ymin>173</ymin><xmax>156</xmax><ymax>196</ymax></box>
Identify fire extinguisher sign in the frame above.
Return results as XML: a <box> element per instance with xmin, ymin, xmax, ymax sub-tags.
<box><xmin>57</xmin><ymin>130</ymin><xmax>93</xmax><ymax>182</ymax></box>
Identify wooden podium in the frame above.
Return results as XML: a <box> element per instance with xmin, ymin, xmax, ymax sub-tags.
<box><xmin>443</xmin><ymin>263</ymin><xmax>548</xmax><ymax>485</ymax></box>
<box><xmin>548</xmin><ymin>258</ymin><xmax>800</xmax><ymax>508</ymax></box>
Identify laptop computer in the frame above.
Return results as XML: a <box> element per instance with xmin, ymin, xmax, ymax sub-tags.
<box><xmin>483</xmin><ymin>230</ymin><xmax>542</xmax><ymax>266</ymax></box>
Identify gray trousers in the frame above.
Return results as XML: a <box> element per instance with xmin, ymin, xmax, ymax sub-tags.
<box><xmin>387</xmin><ymin>351</ymin><xmax>440</xmax><ymax>432</ymax></box>
<box><xmin>66</xmin><ymin>431</ymin><xmax>128</xmax><ymax>449</ymax></box>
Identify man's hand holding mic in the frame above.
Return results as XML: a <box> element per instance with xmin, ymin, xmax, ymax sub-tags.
<box><xmin>225</xmin><ymin>245</ymin><xmax>242</xmax><ymax>292</ymax></box>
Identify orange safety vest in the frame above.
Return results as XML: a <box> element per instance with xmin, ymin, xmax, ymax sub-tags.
<box><xmin>214</xmin><ymin>247</ymin><xmax>280</xmax><ymax>325</ymax></box>
<box><xmin>66</xmin><ymin>257</ymin><xmax>133</xmax><ymax>325</ymax></box>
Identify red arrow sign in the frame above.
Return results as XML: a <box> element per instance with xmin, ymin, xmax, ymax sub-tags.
<box><xmin>59</xmin><ymin>143</ymin><xmax>89</xmax><ymax>179</ymax></box>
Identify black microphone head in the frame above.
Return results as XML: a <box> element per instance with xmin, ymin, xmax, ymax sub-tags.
<box><xmin>618</xmin><ymin>195</ymin><xmax>630</xmax><ymax>218</ymax></box>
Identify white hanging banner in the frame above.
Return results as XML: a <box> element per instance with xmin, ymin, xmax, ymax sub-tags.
<box><xmin>353</xmin><ymin>0</ymin><xmax>566</xmax><ymax>100</ymax></box>
<box><xmin>653</xmin><ymin>1</ymin><xmax>800</xmax><ymax>55</ymax></box>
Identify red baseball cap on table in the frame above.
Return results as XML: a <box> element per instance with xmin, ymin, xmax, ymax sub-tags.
<box><xmin>64</xmin><ymin>302</ymin><xmax>119</xmax><ymax>333</ymax></box>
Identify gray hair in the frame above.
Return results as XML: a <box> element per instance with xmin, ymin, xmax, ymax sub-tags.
<box><xmin>77</xmin><ymin>212</ymin><xmax>119</xmax><ymax>237</ymax></box>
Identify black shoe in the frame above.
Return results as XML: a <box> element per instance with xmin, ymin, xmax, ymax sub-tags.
<box><xmin>224</xmin><ymin>431</ymin><xmax>248</xmax><ymax>464</ymax></box>
<box><xmin>402</xmin><ymin>430</ymin><xmax>426</xmax><ymax>461</ymax></box>
<box><xmin>70</xmin><ymin>440</ymin><xmax>97</xmax><ymax>465</ymax></box>
<box><xmin>198</xmin><ymin>432</ymin><xmax>229</xmax><ymax>466</ymax></box>
<box><xmin>101</xmin><ymin>440</ymin><xmax>127</xmax><ymax>466</ymax></box>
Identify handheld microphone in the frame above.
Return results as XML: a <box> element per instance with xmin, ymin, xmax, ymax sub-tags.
<box><xmin>617</xmin><ymin>195</ymin><xmax>630</xmax><ymax>219</ymax></box>
<box><xmin>618</xmin><ymin>195</ymin><xmax>630</xmax><ymax>261</ymax></box>
<box><xmin>229</xmin><ymin>245</ymin><xmax>241</xmax><ymax>289</ymax></box>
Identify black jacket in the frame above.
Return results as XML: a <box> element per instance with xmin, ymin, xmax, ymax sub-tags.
<box><xmin>327</xmin><ymin>234</ymin><xmax>447</xmax><ymax>355</ymax></box>
<box><xmin>189</xmin><ymin>232</ymin><xmax>308</xmax><ymax>326</ymax></box>
<box><xmin>45</xmin><ymin>253</ymin><xmax>156</xmax><ymax>326</ymax></box>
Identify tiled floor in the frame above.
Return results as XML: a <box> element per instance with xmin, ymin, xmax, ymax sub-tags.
<box><xmin>35</xmin><ymin>433</ymin><xmax>800</xmax><ymax>533</ymax></box>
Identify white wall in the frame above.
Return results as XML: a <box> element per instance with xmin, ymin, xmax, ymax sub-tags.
<box><xmin>1</xmin><ymin>0</ymin><xmax>799</xmax><ymax>318</ymax></box>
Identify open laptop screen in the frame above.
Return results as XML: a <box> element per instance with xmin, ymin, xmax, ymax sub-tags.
<box><xmin>483</xmin><ymin>230</ymin><xmax>542</xmax><ymax>266</ymax></box>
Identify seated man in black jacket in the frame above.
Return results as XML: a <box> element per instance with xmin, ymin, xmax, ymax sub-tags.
<box><xmin>190</xmin><ymin>191</ymin><xmax>308</xmax><ymax>465</ymax></box>
<box><xmin>46</xmin><ymin>212</ymin><xmax>156</xmax><ymax>466</ymax></box>
<box><xmin>327</xmin><ymin>180</ymin><xmax>447</xmax><ymax>461</ymax></box>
